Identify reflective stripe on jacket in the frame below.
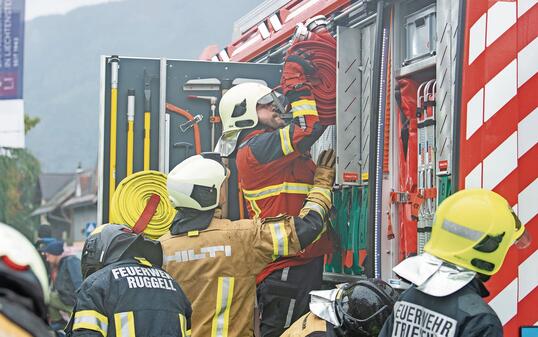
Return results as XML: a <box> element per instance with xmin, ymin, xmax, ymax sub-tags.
<box><xmin>378</xmin><ymin>279</ymin><xmax>503</xmax><ymax>337</ymax></box>
<box><xmin>66</xmin><ymin>260</ymin><xmax>191</xmax><ymax>337</ymax></box>
<box><xmin>236</xmin><ymin>87</ymin><xmax>332</xmax><ymax>283</ymax></box>
<box><xmin>236</xmin><ymin>88</ymin><xmax>323</xmax><ymax>219</ymax></box>
<box><xmin>160</xmin><ymin>203</ymin><xmax>329</xmax><ymax>337</ymax></box>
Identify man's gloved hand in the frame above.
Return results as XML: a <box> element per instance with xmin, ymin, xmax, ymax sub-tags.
<box><xmin>313</xmin><ymin>149</ymin><xmax>336</xmax><ymax>188</ymax></box>
<box><xmin>281</xmin><ymin>50</ymin><xmax>316</xmax><ymax>95</ymax></box>
<box><xmin>285</xmin><ymin>52</ymin><xmax>316</xmax><ymax>76</ymax></box>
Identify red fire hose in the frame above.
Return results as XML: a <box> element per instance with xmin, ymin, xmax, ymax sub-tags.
<box><xmin>281</xmin><ymin>29</ymin><xmax>336</xmax><ymax>126</ymax></box>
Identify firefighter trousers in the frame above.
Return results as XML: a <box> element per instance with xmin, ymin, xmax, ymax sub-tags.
<box><xmin>257</xmin><ymin>256</ymin><xmax>324</xmax><ymax>337</ymax></box>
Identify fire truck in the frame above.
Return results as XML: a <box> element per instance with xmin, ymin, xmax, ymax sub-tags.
<box><xmin>206</xmin><ymin>0</ymin><xmax>537</xmax><ymax>335</ymax></box>
<box><xmin>97</xmin><ymin>0</ymin><xmax>537</xmax><ymax>335</ymax></box>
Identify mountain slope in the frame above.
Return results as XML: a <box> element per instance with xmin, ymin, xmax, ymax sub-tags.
<box><xmin>25</xmin><ymin>0</ymin><xmax>257</xmax><ymax>172</ymax></box>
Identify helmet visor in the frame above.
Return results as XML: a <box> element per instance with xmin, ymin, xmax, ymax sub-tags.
<box><xmin>511</xmin><ymin>210</ymin><xmax>531</xmax><ymax>249</ymax></box>
<box><xmin>514</xmin><ymin>229</ymin><xmax>531</xmax><ymax>249</ymax></box>
<box><xmin>257</xmin><ymin>91</ymin><xmax>289</xmax><ymax>115</ymax></box>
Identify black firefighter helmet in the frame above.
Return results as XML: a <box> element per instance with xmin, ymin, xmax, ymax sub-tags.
<box><xmin>335</xmin><ymin>279</ymin><xmax>399</xmax><ymax>337</ymax></box>
<box><xmin>81</xmin><ymin>223</ymin><xmax>163</xmax><ymax>278</ymax></box>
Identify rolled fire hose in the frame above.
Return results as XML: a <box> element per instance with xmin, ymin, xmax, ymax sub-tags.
<box><xmin>110</xmin><ymin>170</ymin><xmax>176</xmax><ymax>239</ymax></box>
<box><xmin>282</xmin><ymin>27</ymin><xmax>336</xmax><ymax>126</ymax></box>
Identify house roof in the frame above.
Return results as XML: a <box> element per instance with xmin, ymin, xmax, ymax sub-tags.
<box><xmin>32</xmin><ymin>179</ymin><xmax>76</xmax><ymax>216</ymax></box>
<box><xmin>38</xmin><ymin>173</ymin><xmax>75</xmax><ymax>202</ymax></box>
<box><xmin>63</xmin><ymin>193</ymin><xmax>98</xmax><ymax>209</ymax></box>
<box><xmin>32</xmin><ymin>169</ymin><xmax>98</xmax><ymax>216</ymax></box>
<box><xmin>63</xmin><ymin>169</ymin><xmax>98</xmax><ymax>209</ymax></box>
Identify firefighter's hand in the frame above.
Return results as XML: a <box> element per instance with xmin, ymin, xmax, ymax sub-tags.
<box><xmin>314</xmin><ymin>149</ymin><xmax>336</xmax><ymax>188</ymax></box>
<box><xmin>285</xmin><ymin>53</ymin><xmax>316</xmax><ymax>76</ymax></box>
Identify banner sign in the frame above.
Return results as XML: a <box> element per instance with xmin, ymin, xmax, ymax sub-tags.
<box><xmin>0</xmin><ymin>0</ymin><xmax>24</xmax><ymax>99</ymax></box>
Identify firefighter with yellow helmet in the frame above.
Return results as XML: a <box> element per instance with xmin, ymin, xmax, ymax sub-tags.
<box><xmin>160</xmin><ymin>149</ymin><xmax>335</xmax><ymax>337</ymax></box>
<box><xmin>379</xmin><ymin>189</ymin><xmax>531</xmax><ymax>337</ymax></box>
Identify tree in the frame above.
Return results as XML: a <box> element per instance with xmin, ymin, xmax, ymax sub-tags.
<box><xmin>0</xmin><ymin>115</ymin><xmax>42</xmax><ymax>239</ymax></box>
<box><xmin>24</xmin><ymin>114</ymin><xmax>41</xmax><ymax>134</ymax></box>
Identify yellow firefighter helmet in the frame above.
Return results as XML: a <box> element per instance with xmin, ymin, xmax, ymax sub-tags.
<box><xmin>424</xmin><ymin>188</ymin><xmax>530</xmax><ymax>275</ymax></box>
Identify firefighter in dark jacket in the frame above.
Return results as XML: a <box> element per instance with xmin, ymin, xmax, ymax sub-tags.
<box><xmin>217</xmin><ymin>55</ymin><xmax>329</xmax><ymax>337</ymax></box>
<box><xmin>66</xmin><ymin>224</ymin><xmax>192</xmax><ymax>337</ymax></box>
<box><xmin>0</xmin><ymin>222</ymin><xmax>54</xmax><ymax>337</ymax></box>
<box><xmin>161</xmin><ymin>150</ymin><xmax>335</xmax><ymax>337</ymax></box>
<box><xmin>379</xmin><ymin>189</ymin><xmax>532</xmax><ymax>337</ymax></box>
<box><xmin>42</xmin><ymin>239</ymin><xmax>83</xmax><ymax>328</ymax></box>
<box><xmin>281</xmin><ymin>279</ymin><xmax>398</xmax><ymax>337</ymax></box>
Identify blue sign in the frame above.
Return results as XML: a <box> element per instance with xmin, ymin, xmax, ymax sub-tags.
<box><xmin>0</xmin><ymin>0</ymin><xmax>24</xmax><ymax>99</ymax></box>
<box><xmin>84</xmin><ymin>222</ymin><xmax>97</xmax><ymax>238</ymax></box>
<box><xmin>521</xmin><ymin>326</ymin><xmax>538</xmax><ymax>337</ymax></box>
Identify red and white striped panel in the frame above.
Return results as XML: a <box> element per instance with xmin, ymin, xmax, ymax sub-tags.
<box><xmin>459</xmin><ymin>0</ymin><xmax>538</xmax><ymax>336</ymax></box>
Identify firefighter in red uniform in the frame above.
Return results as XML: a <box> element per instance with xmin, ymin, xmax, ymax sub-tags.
<box><xmin>217</xmin><ymin>56</ymin><xmax>330</xmax><ymax>337</ymax></box>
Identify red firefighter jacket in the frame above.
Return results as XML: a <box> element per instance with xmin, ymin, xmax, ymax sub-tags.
<box><xmin>235</xmin><ymin>85</ymin><xmax>333</xmax><ymax>284</ymax></box>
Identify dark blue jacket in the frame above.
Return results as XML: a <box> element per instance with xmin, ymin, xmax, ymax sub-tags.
<box><xmin>66</xmin><ymin>259</ymin><xmax>191</xmax><ymax>337</ymax></box>
<box><xmin>379</xmin><ymin>279</ymin><xmax>503</xmax><ymax>337</ymax></box>
<box><xmin>54</xmin><ymin>255</ymin><xmax>83</xmax><ymax>307</ymax></box>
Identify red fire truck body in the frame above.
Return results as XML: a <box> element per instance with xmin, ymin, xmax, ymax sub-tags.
<box><xmin>208</xmin><ymin>1</ymin><xmax>538</xmax><ymax>335</ymax></box>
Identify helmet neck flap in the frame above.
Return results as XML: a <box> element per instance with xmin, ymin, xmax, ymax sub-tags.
<box><xmin>170</xmin><ymin>207</ymin><xmax>216</xmax><ymax>235</ymax></box>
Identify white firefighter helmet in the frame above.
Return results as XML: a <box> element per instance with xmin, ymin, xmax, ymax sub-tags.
<box><xmin>219</xmin><ymin>82</ymin><xmax>273</xmax><ymax>135</ymax></box>
<box><xmin>217</xmin><ymin>82</ymin><xmax>281</xmax><ymax>157</ymax></box>
<box><xmin>167</xmin><ymin>153</ymin><xmax>227</xmax><ymax>210</ymax></box>
<box><xmin>0</xmin><ymin>222</ymin><xmax>49</xmax><ymax>320</ymax></box>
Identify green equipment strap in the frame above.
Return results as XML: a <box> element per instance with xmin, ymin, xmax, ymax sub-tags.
<box><xmin>358</xmin><ymin>186</ymin><xmax>368</xmax><ymax>250</ymax></box>
<box><xmin>438</xmin><ymin>176</ymin><xmax>452</xmax><ymax>204</ymax></box>
<box><xmin>326</xmin><ymin>190</ymin><xmax>342</xmax><ymax>273</ymax></box>
<box><xmin>350</xmin><ymin>186</ymin><xmax>362</xmax><ymax>274</ymax></box>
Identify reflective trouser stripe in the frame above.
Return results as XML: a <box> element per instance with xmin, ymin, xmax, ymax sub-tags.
<box><xmin>73</xmin><ymin>310</ymin><xmax>108</xmax><ymax>336</ymax></box>
<box><xmin>269</xmin><ymin>222</ymin><xmax>289</xmax><ymax>260</ymax></box>
<box><xmin>243</xmin><ymin>182</ymin><xmax>312</xmax><ymax>201</ymax></box>
<box><xmin>114</xmin><ymin>312</ymin><xmax>135</xmax><ymax>337</ymax></box>
<box><xmin>211</xmin><ymin>277</ymin><xmax>235</xmax><ymax>337</ymax></box>
<box><xmin>284</xmin><ymin>299</ymin><xmax>296</xmax><ymax>328</ymax></box>
<box><xmin>179</xmin><ymin>314</ymin><xmax>188</xmax><ymax>336</ymax></box>
<box><xmin>279</xmin><ymin>125</ymin><xmax>294</xmax><ymax>155</ymax></box>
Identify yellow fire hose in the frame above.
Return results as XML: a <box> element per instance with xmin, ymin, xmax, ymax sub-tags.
<box><xmin>110</xmin><ymin>170</ymin><xmax>176</xmax><ymax>239</ymax></box>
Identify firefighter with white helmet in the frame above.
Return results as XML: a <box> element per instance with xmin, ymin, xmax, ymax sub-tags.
<box><xmin>0</xmin><ymin>222</ymin><xmax>53</xmax><ymax>336</ymax></box>
<box><xmin>65</xmin><ymin>224</ymin><xmax>191</xmax><ymax>337</ymax></box>
<box><xmin>217</xmin><ymin>55</ymin><xmax>331</xmax><ymax>337</ymax></box>
<box><xmin>379</xmin><ymin>189</ymin><xmax>532</xmax><ymax>337</ymax></box>
<box><xmin>281</xmin><ymin>279</ymin><xmax>399</xmax><ymax>337</ymax></box>
<box><xmin>160</xmin><ymin>149</ymin><xmax>335</xmax><ymax>337</ymax></box>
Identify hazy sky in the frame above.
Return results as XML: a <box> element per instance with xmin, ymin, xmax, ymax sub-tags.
<box><xmin>26</xmin><ymin>0</ymin><xmax>124</xmax><ymax>20</ymax></box>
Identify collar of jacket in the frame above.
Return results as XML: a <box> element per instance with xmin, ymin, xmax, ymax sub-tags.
<box><xmin>467</xmin><ymin>277</ymin><xmax>490</xmax><ymax>298</ymax></box>
<box><xmin>393</xmin><ymin>253</ymin><xmax>477</xmax><ymax>297</ymax></box>
<box><xmin>170</xmin><ymin>207</ymin><xmax>218</xmax><ymax>235</ymax></box>
<box><xmin>238</xmin><ymin>125</ymin><xmax>274</xmax><ymax>148</ymax></box>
